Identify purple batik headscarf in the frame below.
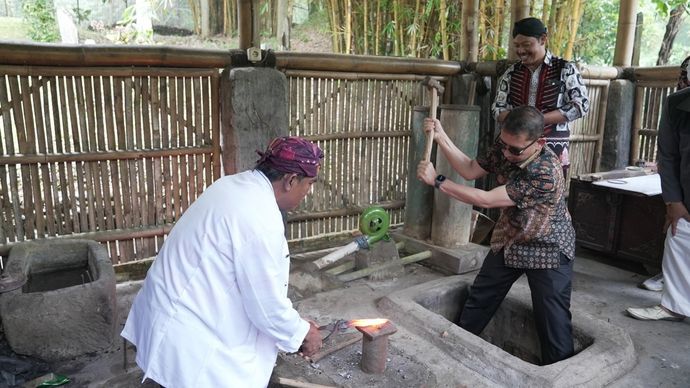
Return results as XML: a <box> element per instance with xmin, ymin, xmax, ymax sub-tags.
<box><xmin>256</xmin><ymin>136</ymin><xmax>324</xmax><ymax>177</ymax></box>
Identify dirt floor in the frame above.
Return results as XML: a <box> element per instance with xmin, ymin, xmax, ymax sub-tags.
<box><xmin>2</xmin><ymin>243</ymin><xmax>690</xmax><ymax>387</ymax></box>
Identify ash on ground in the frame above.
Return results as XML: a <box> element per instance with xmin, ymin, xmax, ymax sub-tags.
<box><xmin>272</xmin><ymin>338</ymin><xmax>437</xmax><ymax>387</ymax></box>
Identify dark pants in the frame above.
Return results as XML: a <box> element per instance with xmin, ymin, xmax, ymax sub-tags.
<box><xmin>459</xmin><ymin>249</ymin><xmax>574</xmax><ymax>365</ymax></box>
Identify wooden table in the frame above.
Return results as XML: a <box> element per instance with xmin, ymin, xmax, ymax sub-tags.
<box><xmin>568</xmin><ymin>170</ymin><xmax>665</xmax><ymax>271</ymax></box>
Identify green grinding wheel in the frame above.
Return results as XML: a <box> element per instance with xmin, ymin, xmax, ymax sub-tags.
<box><xmin>359</xmin><ymin>206</ymin><xmax>390</xmax><ymax>242</ymax></box>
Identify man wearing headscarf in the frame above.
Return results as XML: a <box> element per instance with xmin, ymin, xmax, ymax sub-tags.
<box><xmin>627</xmin><ymin>56</ymin><xmax>690</xmax><ymax>322</ymax></box>
<box><xmin>492</xmin><ymin>17</ymin><xmax>589</xmax><ymax>177</ymax></box>
<box><xmin>122</xmin><ymin>136</ymin><xmax>324</xmax><ymax>387</ymax></box>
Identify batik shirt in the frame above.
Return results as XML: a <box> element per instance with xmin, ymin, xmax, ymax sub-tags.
<box><xmin>477</xmin><ymin>143</ymin><xmax>576</xmax><ymax>269</ymax></box>
<box><xmin>492</xmin><ymin>50</ymin><xmax>590</xmax><ymax>167</ymax></box>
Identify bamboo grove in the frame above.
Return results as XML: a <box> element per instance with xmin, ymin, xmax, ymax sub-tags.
<box><xmin>323</xmin><ymin>0</ymin><xmax>585</xmax><ymax>60</ymax></box>
<box><xmin>183</xmin><ymin>0</ymin><xmax>584</xmax><ymax>61</ymax></box>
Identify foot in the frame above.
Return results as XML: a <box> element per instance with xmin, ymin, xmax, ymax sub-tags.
<box><xmin>626</xmin><ymin>305</ymin><xmax>685</xmax><ymax>321</ymax></box>
<box><xmin>640</xmin><ymin>273</ymin><xmax>664</xmax><ymax>291</ymax></box>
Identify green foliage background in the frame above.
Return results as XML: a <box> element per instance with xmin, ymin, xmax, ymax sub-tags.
<box><xmin>22</xmin><ymin>0</ymin><xmax>60</xmax><ymax>42</ymax></box>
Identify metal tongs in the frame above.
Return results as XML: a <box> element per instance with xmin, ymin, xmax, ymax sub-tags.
<box><xmin>317</xmin><ymin>319</ymin><xmax>351</xmax><ymax>341</ymax></box>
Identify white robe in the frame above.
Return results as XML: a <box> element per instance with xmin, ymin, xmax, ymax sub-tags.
<box><xmin>661</xmin><ymin>218</ymin><xmax>690</xmax><ymax>317</ymax></box>
<box><xmin>121</xmin><ymin>170</ymin><xmax>309</xmax><ymax>388</ymax></box>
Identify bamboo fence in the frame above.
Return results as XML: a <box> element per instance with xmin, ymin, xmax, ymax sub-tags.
<box><xmin>283</xmin><ymin>71</ymin><xmax>438</xmax><ymax>241</ymax></box>
<box><xmin>0</xmin><ymin>65</ymin><xmax>221</xmax><ymax>263</ymax></box>
<box><xmin>0</xmin><ymin>44</ymin><xmax>678</xmax><ymax>264</ymax></box>
<box><xmin>630</xmin><ymin>66</ymin><xmax>679</xmax><ymax>164</ymax></box>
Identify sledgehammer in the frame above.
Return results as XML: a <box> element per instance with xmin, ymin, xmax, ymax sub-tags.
<box><xmin>421</xmin><ymin>76</ymin><xmax>445</xmax><ymax>161</ymax></box>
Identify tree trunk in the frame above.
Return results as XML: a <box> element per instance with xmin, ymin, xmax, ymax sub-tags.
<box><xmin>363</xmin><ymin>0</ymin><xmax>369</xmax><ymax>54</ymax></box>
<box><xmin>345</xmin><ymin>0</ymin><xmax>352</xmax><ymax>53</ymax></box>
<box><xmin>375</xmin><ymin>0</ymin><xmax>381</xmax><ymax>55</ymax></box>
<box><xmin>201</xmin><ymin>0</ymin><xmax>210</xmax><ymax>37</ymax></box>
<box><xmin>329</xmin><ymin>0</ymin><xmax>340</xmax><ymax>52</ymax></box>
<box><xmin>410</xmin><ymin>0</ymin><xmax>421</xmax><ymax>56</ymax></box>
<box><xmin>209</xmin><ymin>0</ymin><xmax>223</xmax><ymax>35</ymax></box>
<box><xmin>564</xmin><ymin>0</ymin><xmax>583</xmax><ymax>59</ymax></box>
<box><xmin>440</xmin><ymin>0</ymin><xmax>448</xmax><ymax>59</ymax></box>
<box><xmin>189</xmin><ymin>0</ymin><xmax>201</xmax><ymax>35</ymax></box>
<box><xmin>541</xmin><ymin>0</ymin><xmax>549</xmax><ymax>22</ymax></box>
<box><xmin>494</xmin><ymin>0</ymin><xmax>505</xmax><ymax>60</ymax></box>
<box><xmin>657</xmin><ymin>4</ymin><xmax>686</xmax><ymax>66</ymax></box>
<box><xmin>276</xmin><ymin>0</ymin><xmax>290</xmax><ymax>50</ymax></box>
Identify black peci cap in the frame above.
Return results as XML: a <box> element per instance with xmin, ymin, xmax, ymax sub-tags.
<box><xmin>512</xmin><ymin>17</ymin><xmax>547</xmax><ymax>38</ymax></box>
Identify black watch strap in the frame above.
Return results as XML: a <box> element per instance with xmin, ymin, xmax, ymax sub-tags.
<box><xmin>434</xmin><ymin>174</ymin><xmax>446</xmax><ymax>189</ymax></box>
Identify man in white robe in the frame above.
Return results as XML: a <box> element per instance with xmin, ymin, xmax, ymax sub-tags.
<box><xmin>122</xmin><ymin>137</ymin><xmax>324</xmax><ymax>387</ymax></box>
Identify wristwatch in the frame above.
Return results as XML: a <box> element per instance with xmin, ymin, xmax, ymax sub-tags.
<box><xmin>434</xmin><ymin>174</ymin><xmax>446</xmax><ymax>189</ymax></box>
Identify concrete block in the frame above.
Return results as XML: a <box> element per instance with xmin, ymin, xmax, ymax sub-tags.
<box><xmin>0</xmin><ymin>240</ymin><xmax>117</xmax><ymax>361</ymax></box>
<box><xmin>391</xmin><ymin>231</ymin><xmax>488</xmax><ymax>274</ymax></box>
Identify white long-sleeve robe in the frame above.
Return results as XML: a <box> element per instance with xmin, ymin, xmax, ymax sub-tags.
<box><xmin>121</xmin><ymin>170</ymin><xmax>309</xmax><ymax>387</ymax></box>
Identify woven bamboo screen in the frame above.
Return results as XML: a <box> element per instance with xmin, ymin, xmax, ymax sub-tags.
<box><xmin>567</xmin><ymin>78</ymin><xmax>609</xmax><ymax>181</ymax></box>
<box><xmin>0</xmin><ymin>66</ymin><xmax>221</xmax><ymax>263</ymax></box>
<box><xmin>632</xmin><ymin>80</ymin><xmax>677</xmax><ymax>164</ymax></box>
<box><xmin>284</xmin><ymin>71</ymin><xmax>433</xmax><ymax>242</ymax></box>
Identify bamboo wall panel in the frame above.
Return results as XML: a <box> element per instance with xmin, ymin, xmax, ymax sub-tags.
<box><xmin>285</xmin><ymin>74</ymin><xmax>428</xmax><ymax>242</ymax></box>
<box><xmin>632</xmin><ymin>80</ymin><xmax>676</xmax><ymax>164</ymax></box>
<box><xmin>567</xmin><ymin>79</ymin><xmax>609</xmax><ymax>182</ymax></box>
<box><xmin>0</xmin><ymin>66</ymin><xmax>221</xmax><ymax>263</ymax></box>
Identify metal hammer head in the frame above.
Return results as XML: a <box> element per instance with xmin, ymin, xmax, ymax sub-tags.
<box><xmin>422</xmin><ymin>76</ymin><xmax>445</xmax><ymax>94</ymax></box>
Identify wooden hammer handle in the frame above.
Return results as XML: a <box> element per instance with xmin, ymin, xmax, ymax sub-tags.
<box><xmin>423</xmin><ymin>91</ymin><xmax>439</xmax><ymax>162</ymax></box>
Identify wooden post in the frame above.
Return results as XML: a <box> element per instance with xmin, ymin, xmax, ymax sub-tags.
<box><xmin>238</xmin><ymin>0</ymin><xmax>260</xmax><ymax>50</ymax></box>
<box><xmin>613</xmin><ymin>0</ymin><xmax>638</xmax><ymax>66</ymax></box>
<box><xmin>431</xmin><ymin>105</ymin><xmax>480</xmax><ymax>248</ymax></box>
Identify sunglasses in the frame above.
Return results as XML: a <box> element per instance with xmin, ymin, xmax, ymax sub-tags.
<box><xmin>495</xmin><ymin>135</ymin><xmax>539</xmax><ymax>156</ymax></box>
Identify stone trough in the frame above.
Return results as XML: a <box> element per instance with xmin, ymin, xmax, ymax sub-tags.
<box><xmin>0</xmin><ymin>239</ymin><xmax>117</xmax><ymax>361</ymax></box>
<box><xmin>377</xmin><ymin>276</ymin><xmax>636</xmax><ymax>387</ymax></box>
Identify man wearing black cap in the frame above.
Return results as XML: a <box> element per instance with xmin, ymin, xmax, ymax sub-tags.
<box><xmin>121</xmin><ymin>136</ymin><xmax>324</xmax><ymax>387</ymax></box>
<box><xmin>492</xmin><ymin>17</ymin><xmax>589</xmax><ymax>177</ymax></box>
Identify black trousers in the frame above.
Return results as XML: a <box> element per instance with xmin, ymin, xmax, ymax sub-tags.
<box><xmin>459</xmin><ymin>248</ymin><xmax>574</xmax><ymax>365</ymax></box>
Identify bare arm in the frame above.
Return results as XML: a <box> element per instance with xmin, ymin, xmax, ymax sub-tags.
<box><xmin>416</xmin><ymin>160</ymin><xmax>514</xmax><ymax>208</ymax></box>
<box><xmin>424</xmin><ymin>118</ymin><xmax>488</xmax><ymax>180</ymax></box>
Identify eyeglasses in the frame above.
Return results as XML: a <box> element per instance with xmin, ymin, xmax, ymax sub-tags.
<box><xmin>495</xmin><ymin>135</ymin><xmax>539</xmax><ymax>156</ymax></box>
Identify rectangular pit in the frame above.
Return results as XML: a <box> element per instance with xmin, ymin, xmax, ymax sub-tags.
<box><xmin>378</xmin><ymin>276</ymin><xmax>636</xmax><ymax>387</ymax></box>
<box><xmin>414</xmin><ymin>281</ymin><xmax>593</xmax><ymax>365</ymax></box>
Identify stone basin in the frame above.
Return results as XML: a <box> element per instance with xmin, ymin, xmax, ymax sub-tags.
<box><xmin>0</xmin><ymin>239</ymin><xmax>117</xmax><ymax>361</ymax></box>
<box><xmin>377</xmin><ymin>275</ymin><xmax>636</xmax><ymax>387</ymax></box>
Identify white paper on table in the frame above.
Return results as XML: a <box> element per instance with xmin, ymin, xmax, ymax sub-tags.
<box><xmin>591</xmin><ymin>173</ymin><xmax>661</xmax><ymax>196</ymax></box>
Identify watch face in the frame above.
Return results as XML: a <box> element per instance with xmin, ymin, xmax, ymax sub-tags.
<box><xmin>436</xmin><ymin>175</ymin><xmax>446</xmax><ymax>182</ymax></box>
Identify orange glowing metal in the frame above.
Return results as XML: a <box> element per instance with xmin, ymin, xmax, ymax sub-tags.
<box><xmin>348</xmin><ymin>318</ymin><xmax>389</xmax><ymax>328</ymax></box>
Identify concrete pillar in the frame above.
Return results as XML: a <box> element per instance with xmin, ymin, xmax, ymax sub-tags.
<box><xmin>403</xmin><ymin>107</ymin><xmax>434</xmax><ymax>240</ymax></box>
<box><xmin>600</xmin><ymin>79</ymin><xmax>635</xmax><ymax>171</ymax></box>
<box><xmin>220</xmin><ymin>67</ymin><xmax>289</xmax><ymax>175</ymax></box>
<box><xmin>431</xmin><ymin>105</ymin><xmax>480</xmax><ymax>248</ymax></box>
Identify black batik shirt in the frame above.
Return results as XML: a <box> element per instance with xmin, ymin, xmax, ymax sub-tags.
<box><xmin>477</xmin><ymin>143</ymin><xmax>576</xmax><ymax>269</ymax></box>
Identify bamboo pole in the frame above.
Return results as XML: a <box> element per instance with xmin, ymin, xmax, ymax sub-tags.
<box><xmin>0</xmin><ymin>223</ymin><xmax>175</xmax><ymax>256</ymax></box>
<box><xmin>613</xmin><ymin>0</ymin><xmax>639</xmax><ymax>67</ymax></box>
<box><xmin>0</xmin><ymin>44</ymin><xmax>464</xmax><ymax>77</ymax></box>
<box><xmin>337</xmin><ymin>250</ymin><xmax>432</xmax><ymax>282</ymax></box>
<box><xmin>287</xmin><ymin>200</ymin><xmax>404</xmax><ymax>223</ymax></box>
<box><xmin>277</xmin><ymin>53</ymin><xmax>462</xmax><ymax>75</ymax></box>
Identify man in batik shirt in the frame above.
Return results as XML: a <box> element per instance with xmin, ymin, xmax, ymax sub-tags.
<box><xmin>492</xmin><ymin>17</ymin><xmax>589</xmax><ymax>177</ymax></box>
<box><xmin>417</xmin><ymin>106</ymin><xmax>576</xmax><ymax>365</ymax></box>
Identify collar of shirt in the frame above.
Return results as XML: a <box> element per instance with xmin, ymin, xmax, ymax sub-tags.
<box><xmin>517</xmin><ymin>148</ymin><xmax>542</xmax><ymax>169</ymax></box>
<box><xmin>543</xmin><ymin>50</ymin><xmax>554</xmax><ymax>66</ymax></box>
